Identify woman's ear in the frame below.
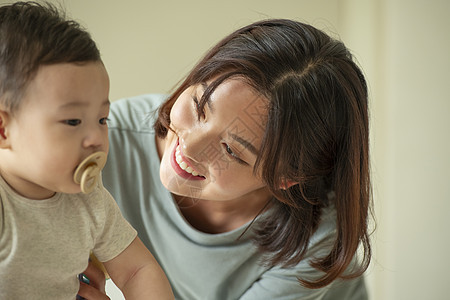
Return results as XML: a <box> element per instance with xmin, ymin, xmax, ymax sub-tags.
<box><xmin>279</xmin><ymin>179</ymin><xmax>298</xmax><ymax>190</ymax></box>
<box><xmin>0</xmin><ymin>110</ymin><xmax>11</xmax><ymax>148</ymax></box>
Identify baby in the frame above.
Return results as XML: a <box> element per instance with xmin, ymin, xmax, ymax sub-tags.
<box><xmin>0</xmin><ymin>2</ymin><xmax>173</xmax><ymax>299</ymax></box>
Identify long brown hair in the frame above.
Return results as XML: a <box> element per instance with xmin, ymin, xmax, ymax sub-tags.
<box><xmin>154</xmin><ymin>19</ymin><xmax>372</xmax><ymax>289</ymax></box>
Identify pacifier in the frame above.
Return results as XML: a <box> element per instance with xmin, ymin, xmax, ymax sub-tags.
<box><xmin>73</xmin><ymin>152</ymin><xmax>107</xmax><ymax>194</ymax></box>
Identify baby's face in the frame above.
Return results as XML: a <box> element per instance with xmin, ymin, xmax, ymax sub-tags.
<box><xmin>1</xmin><ymin>62</ymin><xmax>110</xmax><ymax>199</ymax></box>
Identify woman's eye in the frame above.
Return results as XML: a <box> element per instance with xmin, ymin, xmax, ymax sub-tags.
<box><xmin>99</xmin><ymin>117</ymin><xmax>109</xmax><ymax>125</ymax></box>
<box><xmin>225</xmin><ymin>144</ymin><xmax>235</xmax><ymax>156</ymax></box>
<box><xmin>223</xmin><ymin>143</ymin><xmax>247</xmax><ymax>165</ymax></box>
<box><xmin>64</xmin><ymin>119</ymin><xmax>81</xmax><ymax>126</ymax></box>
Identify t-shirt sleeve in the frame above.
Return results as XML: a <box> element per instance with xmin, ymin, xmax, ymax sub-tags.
<box><xmin>92</xmin><ymin>185</ymin><xmax>137</xmax><ymax>262</ymax></box>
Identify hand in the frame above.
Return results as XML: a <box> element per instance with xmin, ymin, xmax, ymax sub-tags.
<box><xmin>77</xmin><ymin>260</ymin><xmax>110</xmax><ymax>300</ymax></box>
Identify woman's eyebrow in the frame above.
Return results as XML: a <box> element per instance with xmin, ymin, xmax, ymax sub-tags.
<box><xmin>229</xmin><ymin>133</ymin><xmax>258</xmax><ymax>156</ymax></box>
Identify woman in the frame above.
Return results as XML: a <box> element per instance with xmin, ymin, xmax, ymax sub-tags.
<box><xmin>81</xmin><ymin>19</ymin><xmax>372</xmax><ymax>299</ymax></box>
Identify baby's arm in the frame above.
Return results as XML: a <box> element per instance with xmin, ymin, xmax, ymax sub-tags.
<box><xmin>103</xmin><ymin>236</ymin><xmax>174</xmax><ymax>299</ymax></box>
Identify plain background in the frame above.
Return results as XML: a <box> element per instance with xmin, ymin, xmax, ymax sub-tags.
<box><xmin>3</xmin><ymin>0</ymin><xmax>449</xmax><ymax>299</ymax></box>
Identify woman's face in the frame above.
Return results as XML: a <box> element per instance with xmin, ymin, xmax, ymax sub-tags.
<box><xmin>159</xmin><ymin>78</ymin><xmax>271</xmax><ymax>203</ymax></box>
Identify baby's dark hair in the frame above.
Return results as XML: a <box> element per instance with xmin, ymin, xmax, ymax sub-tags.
<box><xmin>0</xmin><ymin>1</ymin><xmax>101</xmax><ymax>112</ymax></box>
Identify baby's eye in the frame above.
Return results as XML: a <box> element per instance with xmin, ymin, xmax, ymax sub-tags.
<box><xmin>99</xmin><ymin>117</ymin><xmax>109</xmax><ymax>125</ymax></box>
<box><xmin>64</xmin><ymin>119</ymin><xmax>81</xmax><ymax>126</ymax></box>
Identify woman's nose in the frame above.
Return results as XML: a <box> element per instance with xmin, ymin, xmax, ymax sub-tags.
<box><xmin>179</xmin><ymin>130</ymin><xmax>219</xmax><ymax>164</ymax></box>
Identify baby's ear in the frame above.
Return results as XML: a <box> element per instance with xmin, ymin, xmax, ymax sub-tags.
<box><xmin>0</xmin><ymin>110</ymin><xmax>11</xmax><ymax>148</ymax></box>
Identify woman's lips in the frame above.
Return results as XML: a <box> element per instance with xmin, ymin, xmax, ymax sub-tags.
<box><xmin>170</xmin><ymin>140</ymin><xmax>205</xmax><ymax>181</ymax></box>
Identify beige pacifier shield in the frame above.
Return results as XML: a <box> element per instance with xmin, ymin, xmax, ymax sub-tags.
<box><xmin>73</xmin><ymin>152</ymin><xmax>107</xmax><ymax>194</ymax></box>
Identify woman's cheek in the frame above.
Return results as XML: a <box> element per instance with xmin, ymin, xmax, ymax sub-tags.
<box><xmin>211</xmin><ymin>157</ymin><xmax>227</xmax><ymax>176</ymax></box>
<box><xmin>210</xmin><ymin>167</ymin><xmax>238</xmax><ymax>190</ymax></box>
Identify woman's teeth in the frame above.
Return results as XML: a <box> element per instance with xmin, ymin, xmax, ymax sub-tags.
<box><xmin>176</xmin><ymin>145</ymin><xmax>199</xmax><ymax>176</ymax></box>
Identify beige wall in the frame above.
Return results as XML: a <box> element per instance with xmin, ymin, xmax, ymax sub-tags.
<box><xmin>371</xmin><ymin>1</ymin><xmax>450</xmax><ymax>299</ymax></box>
<box><xmin>3</xmin><ymin>0</ymin><xmax>449</xmax><ymax>299</ymax></box>
<box><xmin>341</xmin><ymin>1</ymin><xmax>450</xmax><ymax>299</ymax></box>
<box><xmin>62</xmin><ymin>0</ymin><xmax>341</xmax><ymax>102</ymax></box>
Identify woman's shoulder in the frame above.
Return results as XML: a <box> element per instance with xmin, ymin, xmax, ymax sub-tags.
<box><xmin>109</xmin><ymin>94</ymin><xmax>167</xmax><ymax>132</ymax></box>
<box><xmin>306</xmin><ymin>203</ymin><xmax>338</xmax><ymax>255</ymax></box>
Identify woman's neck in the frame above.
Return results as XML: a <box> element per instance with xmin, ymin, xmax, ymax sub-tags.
<box><xmin>174</xmin><ymin>187</ymin><xmax>272</xmax><ymax>234</ymax></box>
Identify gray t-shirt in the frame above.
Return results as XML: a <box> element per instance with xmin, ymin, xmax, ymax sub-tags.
<box><xmin>103</xmin><ymin>94</ymin><xmax>368</xmax><ymax>300</ymax></box>
<box><xmin>0</xmin><ymin>176</ymin><xmax>136</xmax><ymax>299</ymax></box>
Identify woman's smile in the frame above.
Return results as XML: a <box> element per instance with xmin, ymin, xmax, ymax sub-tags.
<box><xmin>170</xmin><ymin>139</ymin><xmax>205</xmax><ymax>180</ymax></box>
